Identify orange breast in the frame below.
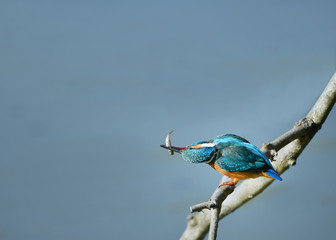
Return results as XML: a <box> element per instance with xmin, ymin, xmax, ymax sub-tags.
<box><xmin>208</xmin><ymin>163</ymin><xmax>272</xmax><ymax>182</ymax></box>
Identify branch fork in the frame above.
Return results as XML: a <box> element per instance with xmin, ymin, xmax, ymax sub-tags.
<box><xmin>181</xmin><ymin>72</ymin><xmax>336</xmax><ymax>240</ymax></box>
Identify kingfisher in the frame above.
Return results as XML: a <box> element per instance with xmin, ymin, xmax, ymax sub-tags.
<box><xmin>160</xmin><ymin>134</ymin><xmax>282</xmax><ymax>186</ymax></box>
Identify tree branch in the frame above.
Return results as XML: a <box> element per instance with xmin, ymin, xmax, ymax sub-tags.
<box><xmin>180</xmin><ymin>72</ymin><xmax>336</xmax><ymax>240</ymax></box>
<box><xmin>261</xmin><ymin>117</ymin><xmax>320</xmax><ymax>161</ymax></box>
<box><xmin>185</xmin><ymin>184</ymin><xmax>234</xmax><ymax>240</ymax></box>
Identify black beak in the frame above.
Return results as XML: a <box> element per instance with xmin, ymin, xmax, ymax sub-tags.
<box><xmin>160</xmin><ymin>145</ymin><xmax>186</xmax><ymax>154</ymax></box>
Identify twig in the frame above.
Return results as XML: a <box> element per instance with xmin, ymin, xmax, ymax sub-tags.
<box><xmin>261</xmin><ymin>117</ymin><xmax>320</xmax><ymax>161</ymax></box>
<box><xmin>188</xmin><ymin>185</ymin><xmax>235</xmax><ymax>240</ymax></box>
<box><xmin>180</xmin><ymin>72</ymin><xmax>336</xmax><ymax>240</ymax></box>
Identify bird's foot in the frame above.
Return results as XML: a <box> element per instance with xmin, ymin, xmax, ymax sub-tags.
<box><xmin>218</xmin><ymin>181</ymin><xmax>236</xmax><ymax>188</ymax></box>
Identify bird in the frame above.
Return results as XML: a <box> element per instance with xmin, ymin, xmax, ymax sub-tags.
<box><xmin>160</xmin><ymin>134</ymin><xmax>282</xmax><ymax>186</ymax></box>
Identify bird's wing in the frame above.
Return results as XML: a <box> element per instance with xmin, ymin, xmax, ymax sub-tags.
<box><xmin>215</xmin><ymin>144</ymin><xmax>267</xmax><ymax>172</ymax></box>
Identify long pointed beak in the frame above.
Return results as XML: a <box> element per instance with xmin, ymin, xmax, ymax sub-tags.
<box><xmin>160</xmin><ymin>145</ymin><xmax>186</xmax><ymax>154</ymax></box>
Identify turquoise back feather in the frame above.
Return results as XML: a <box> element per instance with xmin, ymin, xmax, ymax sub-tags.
<box><xmin>213</xmin><ymin>134</ymin><xmax>282</xmax><ymax>180</ymax></box>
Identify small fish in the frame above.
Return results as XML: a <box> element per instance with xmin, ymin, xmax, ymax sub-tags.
<box><xmin>165</xmin><ymin>130</ymin><xmax>175</xmax><ymax>155</ymax></box>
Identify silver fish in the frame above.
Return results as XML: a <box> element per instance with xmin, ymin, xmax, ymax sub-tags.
<box><xmin>165</xmin><ymin>130</ymin><xmax>175</xmax><ymax>155</ymax></box>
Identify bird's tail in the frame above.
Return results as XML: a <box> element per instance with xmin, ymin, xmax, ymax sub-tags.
<box><xmin>264</xmin><ymin>168</ymin><xmax>282</xmax><ymax>181</ymax></box>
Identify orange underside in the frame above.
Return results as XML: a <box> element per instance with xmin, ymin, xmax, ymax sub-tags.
<box><xmin>208</xmin><ymin>163</ymin><xmax>273</xmax><ymax>185</ymax></box>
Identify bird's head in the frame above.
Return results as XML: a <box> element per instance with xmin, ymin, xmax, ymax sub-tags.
<box><xmin>160</xmin><ymin>141</ymin><xmax>217</xmax><ymax>163</ymax></box>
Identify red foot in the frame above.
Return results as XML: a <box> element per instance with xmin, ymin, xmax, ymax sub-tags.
<box><xmin>218</xmin><ymin>181</ymin><xmax>236</xmax><ymax>188</ymax></box>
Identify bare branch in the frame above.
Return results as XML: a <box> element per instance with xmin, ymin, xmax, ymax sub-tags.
<box><xmin>261</xmin><ymin>117</ymin><xmax>320</xmax><ymax>161</ymax></box>
<box><xmin>180</xmin><ymin>72</ymin><xmax>336</xmax><ymax>240</ymax></box>
<box><xmin>186</xmin><ymin>185</ymin><xmax>234</xmax><ymax>240</ymax></box>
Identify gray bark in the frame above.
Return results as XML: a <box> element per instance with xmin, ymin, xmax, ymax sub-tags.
<box><xmin>180</xmin><ymin>72</ymin><xmax>336</xmax><ymax>240</ymax></box>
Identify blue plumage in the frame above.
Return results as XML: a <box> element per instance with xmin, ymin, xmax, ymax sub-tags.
<box><xmin>181</xmin><ymin>144</ymin><xmax>216</xmax><ymax>163</ymax></box>
<box><xmin>213</xmin><ymin>134</ymin><xmax>282</xmax><ymax>180</ymax></box>
<box><xmin>162</xmin><ymin>133</ymin><xmax>282</xmax><ymax>185</ymax></box>
<box><xmin>264</xmin><ymin>168</ymin><xmax>283</xmax><ymax>181</ymax></box>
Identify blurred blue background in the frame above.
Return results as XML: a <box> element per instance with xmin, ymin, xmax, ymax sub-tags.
<box><xmin>1</xmin><ymin>1</ymin><xmax>336</xmax><ymax>239</ymax></box>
